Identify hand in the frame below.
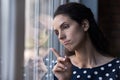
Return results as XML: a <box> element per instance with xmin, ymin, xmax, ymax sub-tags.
<box><xmin>51</xmin><ymin>48</ymin><xmax>72</xmax><ymax>80</ymax></box>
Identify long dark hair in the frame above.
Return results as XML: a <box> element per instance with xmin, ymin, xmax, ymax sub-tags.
<box><xmin>54</xmin><ymin>2</ymin><xmax>110</xmax><ymax>56</ymax></box>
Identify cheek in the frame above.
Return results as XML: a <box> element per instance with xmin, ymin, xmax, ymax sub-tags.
<box><xmin>70</xmin><ymin>29</ymin><xmax>83</xmax><ymax>39</ymax></box>
<box><xmin>71</xmin><ymin>30</ymin><xmax>85</xmax><ymax>44</ymax></box>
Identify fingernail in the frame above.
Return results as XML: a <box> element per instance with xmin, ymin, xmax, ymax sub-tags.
<box><xmin>49</xmin><ymin>48</ymin><xmax>53</xmax><ymax>50</ymax></box>
<box><xmin>65</xmin><ymin>67</ymin><xmax>67</xmax><ymax>69</ymax></box>
<box><xmin>63</xmin><ymin>58</ymin><xmax>65</xmax><ymax>61</ymax></box>
<box><xmin>65</xmin><ymin>56</ymin><xmax>67</xmax><ymax>58</ymax></box>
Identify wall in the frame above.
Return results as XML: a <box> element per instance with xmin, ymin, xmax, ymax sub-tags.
<box><xmin>99</xmin><ymin>0</ymin><xmax>120</xmax><ymax>56</ymax></box>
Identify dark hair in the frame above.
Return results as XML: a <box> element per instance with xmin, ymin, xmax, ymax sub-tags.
<box><xmin>54</xmin><ymin>2</ymin><xmax>110</xmax><ymax>56</ymax></box>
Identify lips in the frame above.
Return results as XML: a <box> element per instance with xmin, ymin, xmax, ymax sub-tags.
<box><xmin>63</xmin><ymin>40</ymin><xmax>70</xmax><ymax>45</ymax></box>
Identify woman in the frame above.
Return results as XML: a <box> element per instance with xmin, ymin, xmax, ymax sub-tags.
<box><xmin>51</xmin><ymin>2</ymin><xmax>120</xmax><ymax>80</ymax></box>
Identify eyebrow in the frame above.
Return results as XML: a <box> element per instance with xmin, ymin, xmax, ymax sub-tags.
<box><xmin>54</xmin><ymin>22</ymin><xmax>67</xmax><ymax>31</ymax></box>
<box><xmin>60</xmin><ymin>22</ymin><xmax>68</xmax><ymax>29</ymax></box>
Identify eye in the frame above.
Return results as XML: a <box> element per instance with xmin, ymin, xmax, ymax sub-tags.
<box><xmin>61</xmin><ymin>24</ymin><xmax>69</xmax><ymax>30</ymax></box>
<box><xmin>54</xmin><ymin>30</ymin><xmax>59</xmax><ymax>36</ymax></box>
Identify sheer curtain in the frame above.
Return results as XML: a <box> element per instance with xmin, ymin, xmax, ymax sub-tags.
<box><xmin>24</xmin><ymin>0</ymin><xmax>81</xmax><ymax>80</ymax></box>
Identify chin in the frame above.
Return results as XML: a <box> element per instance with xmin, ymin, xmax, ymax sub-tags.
<box><xmin>64</xmin><ymin>44</ymin><xmax>77</xmax><ymax>51</ymax></box>
<box><xmin>65</xmin><ymin>48</ymin><xmax>75</xmax><ymax>56</ymax></box>
<box><xmin>69</xmin><ymin>48</ymin><xmax>75</xmax><ymax>51</ymax></box>
<box><xmin>65</xmin><ymin>46</ymin><xmax>75</xmax><ymax>51</ymax></box>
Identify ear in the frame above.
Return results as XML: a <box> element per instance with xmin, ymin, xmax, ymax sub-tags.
<box><xmin>81</xmin><ymin>19</ymin><xmax>89</xmax><ymax>31</ymax></box>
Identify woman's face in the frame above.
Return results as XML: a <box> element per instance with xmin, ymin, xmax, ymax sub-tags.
<box><xmin>53</xmin><ymin>14</ymin><xmax>87</xmax><ymax>51</ymax></box>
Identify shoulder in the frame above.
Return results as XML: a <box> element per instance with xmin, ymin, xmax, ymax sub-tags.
<box><xmin>110</xmin><ymin>57</ymin><xmax>120</xmax><ymax>71</ymax></box>
<box><xmin>113</xmin><ymin>57</ymin><xmax>120</xmax><ymax>65</ymax></box>
<box><xmin>107</xmin><ymin>57</ymin><xmax>120</xmax><ymax>66</ymax></box>
<box><xmin>113</xmin><ymin>58</ymin><xmax>120</xmax><ymax>78</ymax></box>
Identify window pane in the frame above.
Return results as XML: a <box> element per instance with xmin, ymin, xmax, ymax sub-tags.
<box><xmin>23</xmin><ymin>0</ymin><xmax>98</xmax><ymax>80</ymax></box>
<box><xmin>24</xmin><ymin>0</ymin><xmax>53</xmax><ymax>80</ymax></box>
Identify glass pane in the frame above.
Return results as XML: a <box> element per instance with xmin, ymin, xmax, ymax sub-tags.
<box><xmin>24</xmin><ymin>0</ymin><xmax>55</xmax><ymax>80</ymax></box>
<box><xmin>24</xmin><ymin>0</ymin><xmax>84</xmax><ymax>80</ymax></box>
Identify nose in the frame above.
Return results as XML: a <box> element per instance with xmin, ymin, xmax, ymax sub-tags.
<box><xmin>58</xmin><ymin>31</ymin><xmax>65</xmax><ymax>40</ymax></box>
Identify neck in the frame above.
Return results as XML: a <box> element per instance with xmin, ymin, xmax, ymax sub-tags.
<box><xmin>73</xmin><ymin>50</ymin><xmax>98</xmax><ymax>68</ymax></box>
<box><xmin>69</xmin><ymin>35</ymin><xmax>104</xmax><ymax>68</ymax></box>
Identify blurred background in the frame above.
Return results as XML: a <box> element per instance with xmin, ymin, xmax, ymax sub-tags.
<box><xmin>0</xmin><ymin>0</ymin><xmax>120</xmax><ymax>80</ymax></box>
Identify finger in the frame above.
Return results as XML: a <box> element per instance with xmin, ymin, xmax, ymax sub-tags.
<box><xmin>56</xmin><ymin>62</ymin><xmax>66</xmax><ymax>69</ymax></box>
<box><xmin>53</xmin><ymin>64</ymin><xmax>66</xmax><ymax>72</ymax></box>
<box><xmin>64</xmin><ymin>57</ymin><xmax>72</xmax><ymax>70</ymax></box>
<box><xmin>53</xmin><ymin>67</ymin><xmax>64</xmax><ymax>72</ymax></box>
<box><xmin>57</xmin><ymin>57</ymin><xmax>66</xmax><ymax>62</ymax></box>
<box><xmin>65</xmin><ymin>56</ymin><xmax>71</xmax><ymax>64</ymax></box>
<box><xmin>57</xmin><ymin>57</ymin><xmax>71</xmax><ymax>66</ymax></box>
<box><xmin>50</xmin><ymin>48</ymin><xmax>60</xmax><ymax>58</ymax></box>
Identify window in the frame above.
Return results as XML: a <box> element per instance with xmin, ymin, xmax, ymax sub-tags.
<box><xmin>0</xmin><ymin>0</ymin><xmax>98</xmax><ymax>80</ymax></box>
<box><xmin>24</xmin><ymin>0</ymin><xmax>98</xmax><ymax>80</ymax></box>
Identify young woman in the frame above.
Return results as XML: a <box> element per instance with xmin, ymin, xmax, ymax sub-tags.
<box><xmin>51</xmin><ymin>2</ymin><xmax>120</xmax><ymax>80</ymax></box>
